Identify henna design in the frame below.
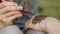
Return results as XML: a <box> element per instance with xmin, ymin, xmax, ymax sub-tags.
<box><xmin>32</xmin><ymin>15</ymin><xmax>47</xmax><ymax>24</ymax></box>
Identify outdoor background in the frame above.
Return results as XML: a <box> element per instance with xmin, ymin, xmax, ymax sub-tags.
<box><xmin>38</xmin><ymin>0</ymin><xmax>60</xmax><ymax>20</ymax></box>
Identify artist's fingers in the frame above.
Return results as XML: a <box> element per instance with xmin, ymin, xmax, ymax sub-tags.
<box><xmin>8</xmin><ymin>13</ymin><xmax>22</xmax><ymax>21</ymax></box>
<box><xmin>5</xmin><ymin>6</ymin><xmax>23</xmax><ymax>11</ymax></box>
<box><xmin>0</xmin><ymin>11</ymin><xmax>21</xmax><ymax>18</ymax></box>
<box><xmin>2</xmin><ymin>2</ymin><xmax>18</xmax><ymax>6</ymax></box>
<box><xmin>2</xmin><ymin>13</ymin><xmax>22</xmax><ymax>26</ymax></box>
<box><xmin>0</xmin><ymin>2</ymin><xmax>18</xmax><ymax>9</ymax></box>
<box><xmin>0</xmin><ymin>6</ymin><xmax>23</xmax><ymax>14</ymax></box>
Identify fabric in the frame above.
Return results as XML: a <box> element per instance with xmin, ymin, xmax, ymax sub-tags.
<box><xmin>0</xmin><ymin>25</ymin><xmax>23</xmax><ymax>34</ymax></box>
<box><xmin>25</xmin><ymin>29</ymin><xmax>46</xmax><ymax>34</ymax></box>
<box><xmin>0</xmin><ymin>25</ymin><xmax>46</xmax><ymax>34</ymax></box>
<box><xmin>13</xmin><ymin>0</ymin><xmax>38</xmax><ymax>28</ymax></box>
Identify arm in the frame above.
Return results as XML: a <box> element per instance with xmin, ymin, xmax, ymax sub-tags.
<box><xmin>25</xmin><ymin>15</ymin><xmax>60</xmax><ymax>34</ymax></box>
<box><xmin>45</xmin><ymin>17</ymin><xmax>60</xmax><ymax>34</ymax></box>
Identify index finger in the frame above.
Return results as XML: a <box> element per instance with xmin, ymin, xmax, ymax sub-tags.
<box><xmin>0</xmin><ymin>2</ymin><xmax>18</xmax><ymax>9</ymax></box>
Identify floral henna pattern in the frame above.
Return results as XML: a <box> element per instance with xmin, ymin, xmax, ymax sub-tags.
<box><xmin>32</xmin><ymin>15</ymin><xmax>47</xmax><ymax>24</ymax></box>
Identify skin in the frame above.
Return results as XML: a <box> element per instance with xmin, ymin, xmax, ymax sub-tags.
<box><xmin>2</xmin><ymin>0</ymin><xmax>13</xmax><ymax>2</ymax></box>
<box><xmin>0</xmin><ymin>0</ymin><xmax>60</xmax><ymax>34</ymax></box>
<box><xmin>25</xmin><ymin>14</ymin><xmax>60</xmax><ymax>34</ymax></box>
<box><xmin>0</xmin><ymin>1</ymin><xmax>23</xmax><ymax>29</ymax></box>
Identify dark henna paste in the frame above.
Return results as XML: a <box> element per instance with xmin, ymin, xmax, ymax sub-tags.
<box><xmin>32</xmin><ymin>15</ymin><xmax>47</xmax><ymax>24</ymax></box>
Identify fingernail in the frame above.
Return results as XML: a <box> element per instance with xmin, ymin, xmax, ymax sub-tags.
<box><xmin>19</xmin><ymin>6</ymin><xmax>23</xmax><ymax>10</ymax></box>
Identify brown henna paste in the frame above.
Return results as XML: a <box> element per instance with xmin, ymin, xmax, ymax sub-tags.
<box><xmin>32</xmin><ymin>15</ymin><xmax>47</xmax><ymax>24</ymax></box>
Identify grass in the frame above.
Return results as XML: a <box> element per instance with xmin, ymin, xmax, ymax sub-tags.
<box><xmin>38</xmin><ymin>0</ymin><xmax>60</xmax><ymax>20</ymax></box>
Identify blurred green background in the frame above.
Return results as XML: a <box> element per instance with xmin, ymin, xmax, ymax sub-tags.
<box><xmin>37</xmin><ymin>0</ymin><xmax>60</xmax><ymax>20</ymax></box>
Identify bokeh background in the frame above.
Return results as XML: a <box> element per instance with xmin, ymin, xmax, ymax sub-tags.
<box><xmin>37</xmin><ymin>0</ymin><xmax>60</xmax><ymax>20</ymax></box>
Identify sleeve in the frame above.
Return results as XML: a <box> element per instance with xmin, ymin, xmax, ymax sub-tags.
<box><xmin>23</xmin><ymin>0</ymin><xmax>38</xmax><ymax>14</ymax></box>
<box><xmin>29</xmin><ymin>0</ymin><xmax>38</xmax><ymax>14</ymax></box>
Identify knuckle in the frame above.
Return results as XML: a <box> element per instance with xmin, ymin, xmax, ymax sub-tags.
<box><xmin>18</xmin><ymin>6</ymin><xmax>23</xmax><ymax>10</ymax></box>
<box><xmin>5</xmin><ymin>6</ymin><xmax>22</xmax><ymax>11</ymax></box>
<box><xmin>8</xmin><ymin>2</ymin><xmax>17</xmax><ymax>6</ymax></box>
<box><xmin>13</xmin><ymin>2</ymin><xmax>18</xmax><ymax>6</ymax></box>
<box><xmin>7</xmin><ymin>6</ymin><xmax>19</xmax><ymax>10</ymax></box>
<box><xmin>5</xmin><ymin>6</ymin><xmax>15</xmax><ymax>10</ymax></box>
<box><xmin>2</xmin><ymin>2</ymin><xmax>18</xmax><ymax>6</ymax></box>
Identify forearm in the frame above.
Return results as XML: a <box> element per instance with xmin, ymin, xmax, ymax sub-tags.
<box><xmin>44</xmin><ymin>17</ymin><xmax>60</xmax><ymax>34</ymax></box>
<box><xmin>25</xmin><ymin>15</ymin><xmax>60</xmax><ymax>34</ymax></box>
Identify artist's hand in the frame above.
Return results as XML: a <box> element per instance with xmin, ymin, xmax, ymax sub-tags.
<box><xmin>0</xmin><ymin>2</ymin><xmax>23</xmax><ymax>29</ymax></box>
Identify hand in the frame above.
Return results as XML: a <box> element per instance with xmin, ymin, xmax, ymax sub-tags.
<box><xmin>25</xmin><ymin>14</ymin><xmax>60</xmax><ymax>34</ymax></box>
<box><xmin>0</xmin><ymin>2</ymin><xmax>23</xmax><ymax>29</ymax></box>
<box><xmin>24</xmin><ymin>15</ymin><xmax>42</xmax><ymax>31</ymax></box>
<box><xmin>24</xmin><ymin>14</ymin><xmax>47</xmax><ymax>31</ymax></box>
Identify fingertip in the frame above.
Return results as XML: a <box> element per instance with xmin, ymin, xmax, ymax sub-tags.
<box><xmin>17</xmin><ymin>14</ymin><xmax>22</xmax><ymax>18</ymax></box>
<box><xmin>19</xmin><ymin>6</ymin><xmax>23</xmax><ymax>10</ymax></box>
<box><xmin>14</xmin><ymin>13</ymin><xmax>22</xmax><ymax>18</ymax></box>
